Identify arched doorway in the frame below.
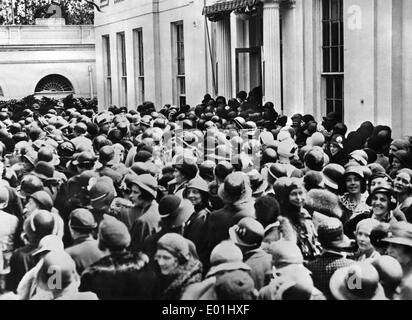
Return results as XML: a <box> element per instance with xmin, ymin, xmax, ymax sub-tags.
<box><xmin>35</xmin><ymin>74</ymin><xmax>74</xmax><ymax>95</ymax></box>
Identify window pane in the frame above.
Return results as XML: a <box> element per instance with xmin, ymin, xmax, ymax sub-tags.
<box><xmin>322</xmin><ymin>0</ymin><xmax>330</xmax><ymax>20</ymax></box>
<box><xmin>331</xmin><ymin>22</ymin><xmax>339</xmax><ymax>46</ymax></box>
<box><xmin>326</xmin><ymin>77</ymin><xmax>334</xmax><ymax>98</ymax></box>
<box><xmin>335</xmin><ymin>77</ymin><xmax>342</xmax><ymax>99</ymax></box>
<box><xmin>322</xmin><ymin>22</ymin><xmax>330</xmax><ymax>46</ymax></box>
<box><xmin>335</xmin><ymin>100</ymin><xmax>343</xmax><ymax>120</ymax></box>
<box><xmin>323</xmin><ymin>48</ymin><xmax>330</xmax><ymax>72</ymax></box>
<box><xmin>331</xmin><ymin>47</ymin><xmax>339</xmax><ymax>72</ymax></box>
<box><xmin>331</xmin><ymin>0</ymin><xmax>339</xmax><ymax>21</ymax></box>
<box><xmin>326</xmin><ymin>100</ymin><xmax>334</xmax><ymax>115</ymax></box>
<box><xmin>179</xmin><ymin>78</ymin><xmax>186</xmax><ymax>95</ymax></box>
<box><xmin>340</xmin><ymin>46</ymin><xmax>344</xmax><ymax>72</ymax></box>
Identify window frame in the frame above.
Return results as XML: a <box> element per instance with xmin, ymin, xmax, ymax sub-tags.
<box><xmin>102</xmin><ymin>34</ymin><xmax>112</xmax><ymax>106</ymax></box>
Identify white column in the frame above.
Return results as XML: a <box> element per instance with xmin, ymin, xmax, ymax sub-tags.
<box><xmin>263</xmin><ymin>0</ymin><xmax>282</xmax><ymax>109</ymax></box>
<box><xmin>216</xmin><ymin>17</ymin><xmax>232</xmax><ymax>98</ymax></box>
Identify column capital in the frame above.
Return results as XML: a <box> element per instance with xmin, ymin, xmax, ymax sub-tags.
<box><xmin>262</xmin><ymin>0</ymin><xmax>296</xmax><ymax>8</ymax></box>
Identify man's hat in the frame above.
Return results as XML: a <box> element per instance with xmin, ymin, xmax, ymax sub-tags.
<box><xmin>381</xmin><ymin>221</ymin><xmax>412</xmax><ymax>248</ymax></box>
<box><xmin>126</xmin><ymin>173</ymin><xmax>158</xmax><ymax>198</ymax></box>
<box><xmin>89</xmin><ymin>176</ymin><xmax>116</xmax><ymax>203</ymax></box>
<box><xmin>317</xmin><ymin>218</ymin><xmax>354</xmax><ymax>250</ymax></box>
<box><xmin>69</xmin><ymin>208</ymin><xmax>97</xmax><ymax>231</ymax></box>
<box><xmin>158</xmin><ymin>195</ymin><xmax>194</xmax><ymax>228</ymax></box>
<box><xmin>172</xmin><ymin>156</ymin><xmax>198</xmax><ymax>180</ymax></box>
<box><xmin>99</xmin><ymin>145</ymin><xmax>116</xmax><ymax>166</ymax></box>
<box><xmin>72</xmin><ymin>151</ymin><xmax>97</xmax><ymax>166</ymax></box>
<box><xmin>322</xmin><ymin>163</ymin><xmax>345</xmax><ymax>191</ymax></box>
<box><xmin>323</xmin><ymin>112</ymin><xmax>339</xmax><ymax>122</ymax></box>
<box><xmin>17</xmin><ymin>175</ymin><xmax>44</xmax><ymax>199</ymax></box>
<box><xmin>329</xmin><ymin>262</ymin><xmax>386</xmax><ymax>300</ymax></box>
<box><xmin>28</xmin><ymin>190</ymin><xmax>53</xmax><ymax>211</ymax></box>
<box><xmin>32</xmin><ymin>161</ymin><xmax>55</xmax><ymax>180</ymax></box>
<box><xmin>218</xmin><ymin>172</ymin><xmax>252</xmax><ymax>204</ymax></box>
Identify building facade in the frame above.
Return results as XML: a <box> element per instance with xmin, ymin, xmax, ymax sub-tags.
<box><xmin>94</xmin><ymin>0</ymin><xmax>412</xmax><ymax>138</ymax></box>
<box><xmin>0</xmin><ymin>19</ymin><xmax>96</xmax><ymax>100</ymax></box>
<box><xmin>94</xmin><ymin>0</ymin><xmax>210</xmax><ymax>110</ymax></box>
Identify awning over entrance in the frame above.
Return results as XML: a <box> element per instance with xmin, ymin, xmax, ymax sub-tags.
<box><xmin>202</xmin><ymin>0</ymin><xmax>261</xmax><ymax>20</ymax></box>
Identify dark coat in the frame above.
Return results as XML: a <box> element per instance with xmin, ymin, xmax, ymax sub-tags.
<box><xmin>65</xmin><ymin>236</ymin><xmax>107</xmax><ymax>275</ymax></box>
<box><xmin>244</xmin><ymin>249</ymin><xmax>272</xmax><ymax>290</ymax></box>
<box><xmin>6</xmin><ymin>244</ymin><xmax>39</xmax><ymax>292</ymax></box>
<box><xmin>206</xmin><ymin>200</ymin><xmax>255</xmax><ymax>258</ymax></box>
<box><xmin>79</xmin><ymin>251</ymin><xmax>159</xmax><ymax>300</ymax></box>
<box><xmin>184</xmin><ymin>207</ymin><xmax>210</xmax><ymax>267</ymax></box>
<box><xmin>129</xmin><ymin>202</ymin><xmax>160</xmax><ymax>253</ymax></box>
<box><xmin>306</xmin><ymin>251</ymin><xmax>355</xmax><ymax>299</ymax></box>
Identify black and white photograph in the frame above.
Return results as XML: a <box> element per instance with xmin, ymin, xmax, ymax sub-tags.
<box><xmin>0</xmin><ymin>0</ymin><xmax>410</xmax><ymax>308</ymax></box>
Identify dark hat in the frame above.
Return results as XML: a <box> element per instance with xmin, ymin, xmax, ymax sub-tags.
<box><xmin>371</xmin><ymin>255</ymin><xmax>403</xmax><ymax>294</ymax></box>
<box><xmin>98</xmin><ymin>216</ymin><xmax>131</xmax><ymax>250</ymax></box>
<box><xmin>247</xmin><ymin>169</ymin><xmax>268</xmax><ymax>196</ymax></box>
<box><xmin>69</xmin><ymin>208</ymin><xmax>97</xmax><ymax>231</ymax></box>
<box><xmin>89</xmin><ymin>176</ymin><xmax>116</xmax><ymax>203</ymax></box>
<box><xmin>134</xmin><ymin>150</ymin><xmax>152</xmax><ymax>163</ymax></box>
<box><xmin>317</xmin><ymin>218</ymin><xmax>354</xmax><ymax>249</ymax></box>
<box><xmin>72</xmin><ymin>151</ymin><xmax>97</xmax><ymax>166</ymax></box>
<box><xmin>17</xmin><ymin>175</ymin><xmax>44</xmax><ymax>199</ymax></box>
<box><xmin>392</xmin><ymin>150</ymin><xmax>412</xmax><ymax>169</ymax></box>
<box><xmin>33</xmin><ymin>161</ymin><xmax>55</xmax><ymax>180</ymax></box>
<box><xmin>99</xmin><ymin>145</ymin><xmax>116</xmax><ymax>165</ymax></box>
<box><xmin>130</xmin><ymin>162</ymin><xmax>149</xmax><ymax>175</ymax></box>
<box><xmin>23</xmin><ymin>150</ymin><xmax>38</xmax><ymax>166</ymax></box>
<box><xmin>381</xmin><ymin>221</ymin><xmax>412</xmax><ymax>248</ymax></box>
<box><xmin>214</xmin><ymin>161</ymin><xmax>234</xmax><ymax>181</ymax></box>
<box><xmin>303</xmin><ymin>121</ymin><xmax>317</xmax><ymax>136</ymax></box>
<box><xmin>303</xmin><ymin>170</ymin><xmax>324</xmax><ymax>190</ymax></box>
<box><xmin>267</xmin><ymin>163</ymin><xmax>288</xmax><ymax>182</ymax></box>
<box><xmin>302</xmin><ymin>114</ymin><xmax>315</xmax><ymax>123</ymax></box>
<box><xmin>28</xmin><ymin>191</ymin><xmax>53</xmax><ymax>211</ymax></box>
<box><xmin>157</xmin><ymin>233</ymin><xmax>190</xmax><ymax>263</ymax></box>
<box><xmin>24</xmin><ymin>209</ymin><xmax>55</xmax><ymax>242</ymax></box>
<box><xmin>215</xmin><ymin>270</ymin><xmax>257</xmax><ymax>300</ymax></box>
<box><xmin>323</xmin><ymin>111</ymin><xmax>339</xmax><ymax>122</ymax></box>
<box><xmin>37</xmin><ymin>147</ymin><xmax>60</xmax><ymax>166</ymax></box>
<box><xmin>74</xmin><ymin>122</ymin><xmax>87</xmax><ymax>134</ymax></box>
<box><xmin>218</xmin><ymin>172</ymin><xmax>252</xmax><ymax>204</ymax></box>
<box><xmin>322</xmin><ymin>163</ymin><xmax>345</xmax><ymax>191</ymax></box>
<box><xmin>57</xmin><ymin>141</ymin><xmax>76</xmax><ymax>158</ymax></box>
<box><xmin>229</xmin><ymin>217</ymin><xmax>264</xmax><ymax>248</ymax></box>
<box><xmin>198</xmin><ymin>160</ymin><xmax>216</xmax><ymax>181</ymax></box>
<box><xmin>173</xmin><ymin>156</ymin><xmax>198</xmax><ymax>180</ymax></box>
<box><xmin>366</xmin><ymin>186</ymin><xmax>397</xmax><ymax>210</ymax></box>
<box><xmin>330</xmin><ymin>134</ymin><xmax>344</xmax><ymax>150</ymax></box>
<box><xmin>329</xmin><ymin>262</ymin><xmax>386</xmax><ymax>300</ymax></box>
<box><xmin>158</xmin><ymin>195</ymin><xmax>194</xmax><ymax>227</ymax></box>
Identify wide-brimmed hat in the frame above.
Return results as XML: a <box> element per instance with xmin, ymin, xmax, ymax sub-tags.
<box><xmin>323</xmin><ymin>112</ymin><xmax>339</xmax><ymax>123</ymax></box>
<box><xmin>72</xmin><ymin>151</ymin><xmax>97</xmax><ymax>166</ymax></box>
<box><xmin>28</xmin><ymin>190</ymin><xmax>53</xmax><ymax>211</ymax></box>
<box><xmin>126</xmin><ymin>173</ymin><xmax>158</xmax><ymax>198</ymax></box>
<box><xmin>381</xmin><ymin>221</ymin><xmax>412</xmax><ymax>248</ymax></box>
<box><xmin>207</xmin><ymin>240</ymin><xmax>251</xmax><ymax>277</ymax></box>
<box><xmin>317</xmin><ymin>218</ymin><xmax>354</xmax><ymax>250</ymax></box>
<box><xmin>218</xmin><ymin>172</ymin><xmax>252</xmax><ymax>204</ymax></box>
<box><xmin>158</xmin><ymin>195</ymin><xmax>194</xmax><ymax>228</ymax></box>
<box><xmin>183</xmin><ymin>177</ymin><xmax>209</xmax><ymax>197</ymax></box>
<box><xmin>32</xmin><ymin>234</ymin><xmax>64</xmax><ymax>256</ymax></box>
<box><xmin>329</xmin><ymin>262</ymin><xmax>387</xmax><ymax>300</ymax></box>
<box><xmin>37</xmin><ymin>147</ymin><xmax>60</xmax><ymax>166</ymax></box>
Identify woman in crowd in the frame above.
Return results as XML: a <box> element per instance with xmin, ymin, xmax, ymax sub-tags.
<box><xmin>339</xmin><ymin>166</ymin><xmax>370</xmax><ymax>224</ymax></box>
<box><xmin>275</xmin><ymin>177</ymin><xmax>322</xmax><ymax>261</ymax></box>
<box><xmin>393</xmin><ymin>169</ymin><xmax>412</xmax><ymax>222</ymax></box>
<box><xmin>154</xmin><ymin>233</ymin><xmax>202</xmax><ymax>300</ymax></box>
<box><xmin>349</xmin><ymin>218</ymin><xmax>381</xmax><ymax>262</ymax></box>
<box><xmin>182</xmin><ymin>177</ymin><xmax>211</xmax><ymax>267</ymax></box>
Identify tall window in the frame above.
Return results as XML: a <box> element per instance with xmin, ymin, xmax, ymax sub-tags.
<box><xmin>133</xmin><ymin>28</ymin><xmax>145</xmax><ymax>105</ymax></box>
<box><xmin>102</xmin><ymin>35</ymin><xmax>112</xmax><ymax>106</ymax></box>
<box><xmin>322</xmin><ymin>0</ymin><xmax>344</xmax><ymax>121</ymax></box>
<box><xmin>172</xmin><ymin>22</ymin><xmax>186</xmax><ymax>107</ymax></box>
<box><xmin>117</xmin><ymin>32</ymin><xmax>127</xmax><ymax>107</ymax></box>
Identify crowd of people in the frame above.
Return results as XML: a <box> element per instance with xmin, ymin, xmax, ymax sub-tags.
<box><xmin>0</xmin><ymin>91</ymin><xmax>411</xmax><ymax>300</ymax></box>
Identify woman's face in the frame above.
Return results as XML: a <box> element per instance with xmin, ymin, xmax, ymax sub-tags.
<box><xmin>329</xmin><ymin>144</ymin><xmax>340</xmax><ymax>156</ymax></box>
<box><xmin>394</xmin><ymin>172</ymin><xmax>411</xmax><ymax>194</ymax></box>
<box><xmin>345</xmin><ymin>174</ymin><xmax>362</xmax><ymax>195</ymax></box>
<box><xmin>392</xmin><ymin>157</ymin><xmax>402</xmax><ymax>170</ymax></box>
<box><xmin>173</xmin><ymin>169</ymin><xmax>186</xmax><ymax>185</ymax></box>
<box><xmin>186</xmin><ymin>188</ymin><xmax>202</xmax><ymax>206</ymax></box>
<box><xmin>155</xmin><ymin>249</ymin><xmax>179</xmax><ymax>275</ymax></box>
<box><xmin>288</xmin><ymin>187</ymin><xmax>306</xmax><ymax>208</ymax></box>
<box><xmin>355</xmin><ymin>226</ymin><xmax>373</xmax><ymax>253</ymax></box>
<box><xmin>371</xmin><ymin>193</ymin><xmax>390</xmax><ymax>217</ymax></box>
